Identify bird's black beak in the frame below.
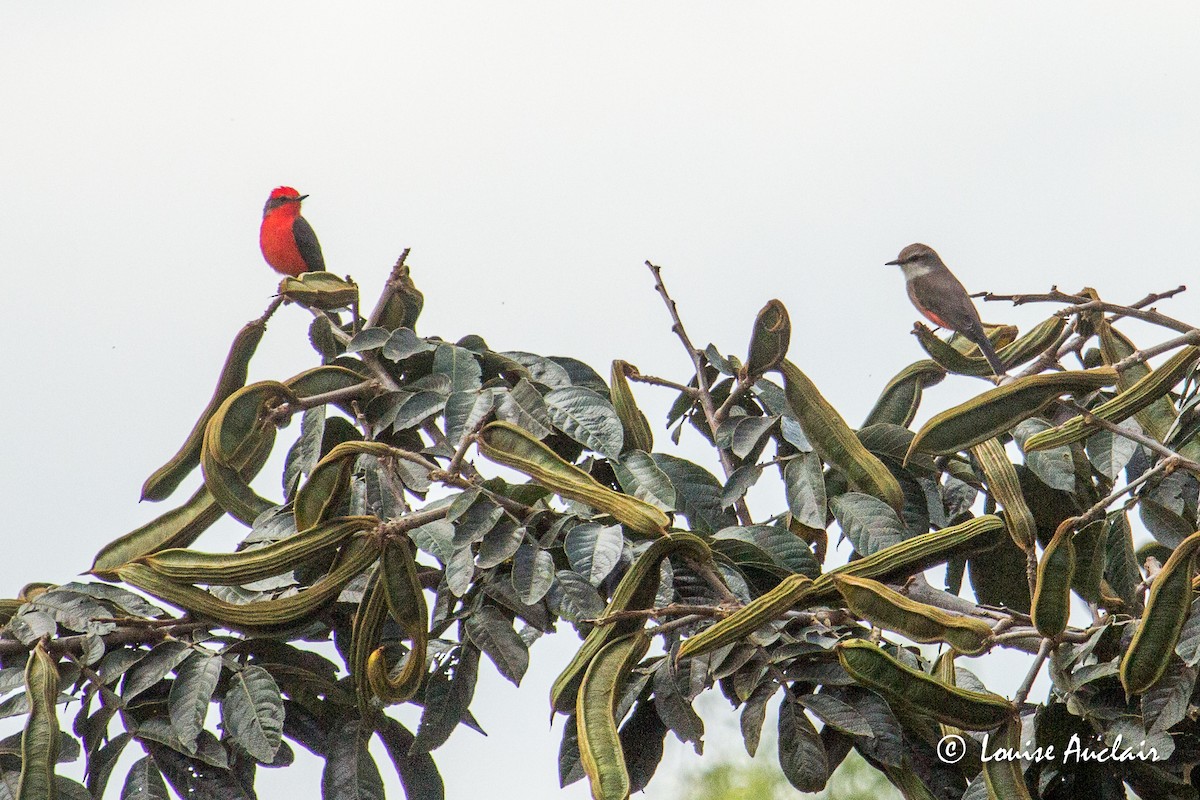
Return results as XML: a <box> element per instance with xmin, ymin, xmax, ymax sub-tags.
<box><xmin>296</xmin><ymin>194</ymin><xmax>309</xmax><ymax>202</ymax></box>
<box><xmin>884</xmin><ymin>259</ymin><xmax>901</xmax><ymax>266</ymax></box>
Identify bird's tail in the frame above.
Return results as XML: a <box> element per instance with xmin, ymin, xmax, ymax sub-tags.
<box><xmin>973</xmin><ymin>332</ymin><xmax>1006</xmax><ymax>377</ymax></box>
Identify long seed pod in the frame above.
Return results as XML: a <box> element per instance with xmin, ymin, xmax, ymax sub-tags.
<box><xmin>551</xmin><ymin>533</ymin><xmax>711</xmax><ymax>714</ymax></box>
<box><xmin>1023</xmin><ymin>345</ymin><xmax>1200</xmax><ymax>452</ymax></box>
<box><xmin>907</xmin><ymin>368</ymin><xmax>1118</xmax><ymax>458</ymax></box>
<box><xmin>141</xmin><ymin>318</ymin><xmax>267</xmax><ymax>502</ymax></box>
<box><xmin>862</xmin><ymin>360</ymin><xmax>946</xmax><ymax>429</ymax></box>
<box><xmin>294</xmin><ymin>442</ymin><xmax>399</xmax><ymax>532</ymax></box>
<box><xmin>117</xmin><ymin>537</ymin><xmax>379</xmax><ymax>634</ymax></box>
<box><xmin>137</xmin><ymin>516</ymin><xmax>377</xmax><ymax>585</ymax></box>
<box><xmin>367</xmin><ymin>537</ymin><xmax>429</xmax><ymax>705</ymax></box>
<box><xmin>610</xmin><ymin>361</ymin><xmax>653</xmax><ymax>453</ymax></box>
<box><xmin>1120</xmin><ymin>530</ymin><xmax>1200</xmax><ymax>696</ymax></box>
<box><xmin>836</xmin><ymin>640</ymin><xmax>1013</xmax><ymax>731</ymax></box>
<box><xmin>17</xmin><ymin>641</ymin><xmax>59</xmax><ymax>800</ymax></box>
<box><xmin>352</xmin><ymin>571</ymin><xmax>390</xmax><ymax>719</ymax></box>
<box><xmin>915</xmin><ymin>316</ymin><xmax>1065</xmax><ymax>377</ymax></box>
<box><xmin>779</xmin><ymin>360</ymin><xmax>905</xmax><ymax>514</ymax></box>
<box><xmin>576</xmin><ymin>631</ymin><xmax>650</xmax><ymax>800</ymax></box>
<box><xmin>677</xmin><ymin>515</ymin><xmax>1003</xmax><ymax>661</ymax></box>
<box><xmin>1097</xmin><ymin>320</ymin><xmax>1178</xmax><ymax>442</ymax></box>
<box><xmin>970</xmin><ymin>438</ymin><xmax>1036</xmax><ymax>552</ymax></box>
<box><xmin>981</xmin><ymin>718</ymin><xmax>1034</xmax><ymax>800</ymax></box>
<box><xmin>832</xmin><ymin>574</ymin><xmax>993</xmax><ymax>656</ymax></box>
<box><xmin>1030</xmin><ymin>519</ymin><xmax>1076</xmax><ymax>639</ymax></box>
<box><xmin>478</xmin><ymin>422</ymin><xmax>669</xmax><ymax>538</ymax></box>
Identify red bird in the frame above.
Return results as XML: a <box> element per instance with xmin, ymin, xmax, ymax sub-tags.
<box><xmin>259</xmin><ymin>186</ymin><xmax>326</xmax><ymax>276</ymax></box>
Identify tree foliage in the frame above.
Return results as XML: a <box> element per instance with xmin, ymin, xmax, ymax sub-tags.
<box><xmin>2</xmin><ymin>257</ymin><xmax>1199</xmax><ymax>799</ymax></box>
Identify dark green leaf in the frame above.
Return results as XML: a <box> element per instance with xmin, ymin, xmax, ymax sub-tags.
<box><xmin>1142</xmin><ymin>661</ymin><xmax>1195</xmax><ymax>735</ymax></box>
<box><xmin>651</xmin><ymin>454</ymin><xmax>736</xmax><ymax>533</ymax></box>
<box><xmin>564</xmin><ymin>523</ymin><xmax>624</xmax><ymax>586</ymax></box>
<box><xmin>798</xmin><ymin>693</ymin><xmax>874</xmax><ymax>737</ymax></box>
<box><xmin>544</xmin><ymin>387</ymin><xmax>624</xmax><ymax>460</ymax></box>
<box><xmin>612</xmin><ymin>451</ymin><xmax>677</xmax><ymax>511</ymax></box>
<box><xmin>653</xmin><ymin>661</ymin><xmax>703</xmax><ymax>752</ymax></box>
<box><xmin>121</xmin><ymin>755</ymin><xmax>168</xmax><ymax>800</ymax></box>
<box><xmin>465</xmin><ymin>605</ymin><xmax>529</xmax><ymax>686</ymax></box>
<box><xmin>1176</xmin><ymin>597</ymin><xmax>1200</xmax><ymax>667</ymax></box>
<box><xmin>740</xmin><ymin>682</ymin><xmax>777</xmax><ymax>757</ymax></box>
<box><xmin>345</xmin><ymin>327</ymin><xmax>391</xmax><ymax>353</ymax></box>
<box><xmin>1086</xmin><ymin>420</ymin><xmax>1140</xmax><ymax>480</ymax></box>
<box><xmin>830</xmin><ymin>493</ymin><xmax>907</xmax><ymax>556</ymax></box>
<box><xmin>501</xmin><ymin>352</ymin><xmax>572</xmax><ymax>388</ymax></box>
<box><xmin>512</xmin><ymin>545</ymin><xmax>555</xmax><ymax>605</ymax></box>
<box><xmin>373</xmin><ymin>716</ymin><xmax>445</xmax><ymax>800</ymax></box>
<box><xmin>1139</xmin><ymin>498</ymin><xmax>1193</xmax><ymax>549</ymax></box>
<box><xmin>167</xmin><ymin>651</ymin><xmax>222</xmax><ymax>753</ymax></box>
<box><xmin>221</xmin><ymin>665</ymin><xmax>284</xmax><ymax>763</ymax></box>
<box><xmin>432</xmin><ymin>343</ymin><xmax>482</xmax><ymax>393</ymax></box>
<box><xmin>322</xmin><ymin>720</ymin><xmax>385</xmax><ymax>800</ymax></box>
<box><xmin>382</xmin><ymin>328</ymin><xmax>435</xmax><ymax>361</ymax></box>
<box><xmin>283</xmin><ymin>406</ymin><xmax>326</xmax><ymax>498</ymax></box>
<box><xmin>495</xmin><ymin>378</ymin><xmax>552</xmax><ymax>438</ymax></box>
<box><xmin>777</xmin><ymin>695</ymin><xmax>828</xmax><ymax>792</ymax></box>
<box><xmin>558</xmin><ymin>714</ymin><xmax>585</xmax><ymax>788</ymax></box>
<box><xmin>552</xmin><ymin>570</ymin><xmax>606</xmax><ymax>623</ymax></box>
<box><xmin>785</xmin><ymin>453</ymin><xmax>826</xmax><ymax>529</ymax></box>
<box><xmin>475</xmin><ymin>522</ymin><xmax>525</xmax><ymax>569</ymax></box>
<box><xmin>1014</xmin><ymin>418</ymin><xmax>1075</xmax><ymax>491</ymax></box>
<box><xmin>444</xmin><ymin>389</ymin><xmax>497</xmax><ymax>447</ymax></box>
<box><xmin>412</xmin><ymin>644</ymin><xmax>481</xmax><ymax>754</ymax></box>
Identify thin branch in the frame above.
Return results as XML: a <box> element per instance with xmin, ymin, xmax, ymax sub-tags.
<box><xmin>975</xmin><ymin>287</ymin><xmax>1089</xmax><ymax>306</ymax></box>
<box><xmin>1055</xmin><ymin>300</ymin><xmax>1193</xmax><ymax>335</ymax></box>
<box><xmin>1060</xmin><ymin>399</ymin><xmax>1200</xmax><ymax>474</ymax></box>
<box><xmin>0</xmin><ymin>621</ymin><xmax>210</xmax><ymax>658</ymax></box>
<box><xmin>376</xmin><ymin>505</ymin><xmax>451</xmax><ymax>537</ymax></box>
<box><xmin>624</xmin><ymin>371</ymin><xmax>700</xmax><ymax>396</ymax></box>
<box><xmin>589</xmin><ymin>603</ymin><xmax>729</xmax><ymax>626</ymax></box>
<box><xmin>645</xmin><ymin>261</ymin><xmax>751</xmax><ymax>525</ymax></box>
<box><xmin>267</xmin><ymin>380</ymin><xmax>381</xmax><ymax>424</ymax></box>
<box><xmin>683</xmin><ymin>555</ymin><xmax>742</xmax><ymax>607</ymax></box>
<box><xmin>1014</xmin><ymin>638</ymin><xmax>1054</xmax><ymax>705</ymax></box>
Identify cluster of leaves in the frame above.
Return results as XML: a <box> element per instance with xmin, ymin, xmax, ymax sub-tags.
<box><xmin>2</xmin><ymin>259</ymin><xmax>1200</xmax><ymax>800</ymax></box>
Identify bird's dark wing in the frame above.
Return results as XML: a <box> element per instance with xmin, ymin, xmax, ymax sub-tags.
<box><xmin>291</xmin><ymin>216</ymin><xmax>326</xmax><ymax>272</ymax></box>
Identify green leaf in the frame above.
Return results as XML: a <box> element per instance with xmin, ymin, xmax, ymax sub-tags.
<box><xmin>432</xmin><ymin>343</ymin><xmax>482</xmax><ymax>393</ymax></box>
<box><xmin>445</xmin><ymin>546</ymin><xmax>475</xmax><ymax>597</ymax></box>
<box><xmin>321</xmin><ymin>720</ymin><xmax>385</xmax><ymax>800</ymax></box>
<box><xmin>826</xmin><ymin>686</ymin><xmax>904</xmax><ymax>767</ymax></box>
<box><xmin>501</xmin><ymin>351</ymin><xmax>573</xmax><ymax>388</ymax></box>
<box><xmin>564</xmin><ymin>523</ymin><xmax>624</xmax><ymax>586</ymax></box>
<box><xmin>451</xmin><ymin>495</ymin><xmax>504</xmax><ymax>548</ymax></box>
<box><xmin>495</xmin><ymin>378</ymin><xmax>553</xmax><ymax>438</ymax></box>
<box><xmin>220</xmin><ymin>666</ymin><xmax>284</xmax><ymax>764</ymax></box>
<box><xmin>785</xmin><ymin>453</ymin><xmax>826</xmax><ymax>529</ymax></box>
<box><xmin>1139</xmin><ymin>498</ymin><xmax>1193</xmax><ymax>550</ymax></box>
<box><xmin>777</xmin><ymin>695</ymin><xmax>828</xmax><ymax>792</ymax></box>
<box><xmin>558</xmin><ymin>713</ymin><xmax>586</xmax><ymax>788</ymax></box>
<box><xmin>1104</xmin><ymin>511</ymin><xmax>1142</xmax><ymax>612</ymax></box>
<box><xmin>711</xmin><ymin>526</ymin><xmax>820</xmax><ymax>577</ymax></box>
<box><xmin>720</xmin><ymin>464</ymin><xmax>763</xmax><ymax>509</ymax></box>
<box><xmin>739</xmin><ymin>683</ymin><xmax>777</xmax><ymax>757</ymax></box>
<box><xmin>512</xmin><ymin>545</ymin><xmax>555</xmax><ymax>605</ymax></box>
<box><xmin>382</xmin><ymin>328</ymin><xmax>435</xmax><ymax>361</ymax></box>
<box><xmin>465</xmin><ymin>605</ymin><xmax>530</xmax><ymax>686</ymax></box>
<box><xmin>121</xmin><ymin>756</ymin><xmax>168</xmax><ymax>800</ymax></box>
<box><xmin>167</xmin><ymin>651</ymin><xmax>221</xmax><ymax>753</ymax></box>
<box><xmin>283</xmin><ymin>406</ymin><xmax>325</xmax><ymax>498</ymax></box>
<box><xmin>716</xmin><ymin>415</ymin><xmax>777</xmax><ymax>460</ymax></box>
<box><xmin>475</xmin><ymin>522</ymin><xmax>525</xmax><ymax>569</ymax></box>
<box><xmin>545</xmin><ymin>387</ymin><xmax>624</xmax><ymax>460</ymax></box>
<box><xmin>409</xmin><ymin>519</ymin><xmax>455</xmax><ymax>564</ymax></box>
<box><xmin>1142</xmin><ymin>661</ymin><xmax>1195</xmax><ymax>735</ymax></box>
<box><xmin>651</xmin><ymin>454</ymin><xmax>736</xmax><ymax>533</ymax></box>
<box><xmin>381</xmin><ymin>390</ymin><xmax>446</xmax><ymax>432</ymax></box>
<box><xmin>1085</xmin><ymin>420</ymin><xmax>1140</xmax><ymax>480</ymax></box>
<box><xmin>553</xmin><ymin>570</ymin><xmax>606</xmax><ymax>623</ymax></box>
<box><xmin>345</xmin><ymin>327</ymin><xmax>391</xmax><ymax>353</ymax></box>
<box><xmin>121</xmin><ymin>642</ymin><xmax>191</xmax><ymax>703</ymax></box>
<box><xmin>830</xmin><ymin>493</ymin><xmax>907</xmax><ymax>556</ymax></box>
<box><xmin>797</xmin><ymin>693</ymin><xmax>874</xmax><ymax>737</ymax></box>
<box><xmin>373</xmin><ymin>717</ymin><xmax>445</xmax><ymax>800</ymax></box>
<box><xmin>652</xmin><ymin>660</ymin><xmax>704</xmax><ymax>752</ymax></box>
<box><xmin>1014</xmin><ymin>419</ymin><xmax>1075</xmax><ymax>492</ymax></box>
<box><xmin>1177</xmin><ymin>598</ymin><xmax>1200</xmax><ymax>667</ymax></box>
<box><xmin>444</xmin><ymin>389</ymin><xmax>498</xmax><ymax>446</ymax></box>
<box><xmin>412</xmin><ymin>645</ymin><xmax>480</xmax><ymax>754</ymax></box>
<box><xmin>612</xmin><ymin>451</ymin><xmax>677</xmax><ymax>512</ymax></box>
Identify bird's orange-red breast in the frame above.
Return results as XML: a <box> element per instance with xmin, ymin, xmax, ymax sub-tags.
<box><xmin>259</xmin><ymin>186</ymin><xmax>326</xmax><ymax>277</ymax></box>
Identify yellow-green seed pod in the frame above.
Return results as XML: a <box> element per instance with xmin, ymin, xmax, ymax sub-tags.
<box><xmin>368</xmin><ymin>537</ymin><xmax>429</xmax><ymax>705</ymax></box>
<box><xmin>971</xmin><ymin>438</ymin><xmax>1036</xmax><ymax>552</ymax></box>
<box><xmin>17</xmin><ymin>641</ymin><xmax>59</xmax><ymax>800</ymax></box>
<box><xmin>836</xmin><ymin>640</ymin><xmax>1013</xmax><ymax>731</ymax></box>
<box><xmin>1120</xmin><ymin>530</ymin><xmax>1200</xmax><ymax>696</ymax></box>
<box><xmin>907</xmin><ymin>368</ymin><xmax>1118</xmax><ymax>458</ymax></box>
<box><xmin>278</xmin><ymin>271</ymin><xmax>359</xmax><ymax>310</ymax></box>
<box><xmin>982</xmin><ymin>718</ymin><xmax>1034</xmax><ymax>800</ymax></box>
<box><xmin>478</xmin><ymin>422</ymin><xmax>669</xmax><ymax>538</ymax></box>
<box><xmin>915</xmin><ymin>316</ymin><xmax>1065</xmax><ymax>378</ymax></box>
<box><xmin>609</xmin><ymin>361</ymin><xmax>653</xmax><ymax>454</ymax></box>
<box><xmin>862</xmin><ymin>360</ymin><xmax>947</xmax><ymax>429</ymax></box>
<box><xmin>779</xmin><ymin>360</ymin><xmax>905</xmax><ymax>514</ymax></box>
<box><xmin>832</xmin><ymin>574</ymin><xmax>993</xmax><ymax>655</ymax></box>
<box><xmin>577</xmin><ymin>631</ymin><xmax>650</xmax><ymax>800</ymax></box>
<box><xmin>1031</xmin><ymin>518</ymin><xmax>1076</xmax><ymax>639</ymax></box>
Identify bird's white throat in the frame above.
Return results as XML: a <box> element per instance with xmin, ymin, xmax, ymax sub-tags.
<box><xmin>900</xmin><ymin>262</ymin><xmax>934</xmax><ymax>280</ymax></box>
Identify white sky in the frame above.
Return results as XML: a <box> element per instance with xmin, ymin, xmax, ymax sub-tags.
<box><xmin>4</xmin><ymin>4</ymin><xmax>1200</xmax><ymax>798</ymax></box>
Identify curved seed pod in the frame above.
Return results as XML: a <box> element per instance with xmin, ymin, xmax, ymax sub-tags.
<box><xmin>1031</xmin><ymin>519</ymin><xmax>1076</xmax><ymax>638</ymax></box>
<box><xmin>1120</xmin><ymin>530</ymin><xmax>1200</xmax><ymax>696</ymax></box>
<box><xmin>907</xmin><ymin>368</ymin><xmax>1119</xmax><ymax>458</ymax></box>
<box><xmin>836</xmin><ymin>640</ymin><xmax>1013</xmax><ymax>731</ymax></box>
<box><xmin>137</xmin><ymin>516</ymin><xmax>377</xmax><ymax>585</ymax></box>
<box><xmin>779</xmin><ymin>360</ymin><xmax>905</xmax><ymax>514</ymax></box>
<box><xmin>352</xmin><ymin>572</ymin><xmax>390</xmax><ymax>717</ymax></box>
<box><xmin>577</xmin><ymin>631</ymin><xmax>650</xmax><ymax>800</ymax></box>
<box><xmin>92</xmin><ymin>435</ymin><xmax>276</xmax><ymax>577</ymax></box>
<box><xmin>0</xmin><ymin>600</ymin><xmax>23</xmax><ymax>625</ymax></box>
<box><xmin>374</xmin><ymin>260</ymin><xmax>424</xmax><ymax>332</ymax></box>
<box><xmin>862</xmin><ymin>360</ymin><xmax>946</xmax><ymax>429</ymax></box>
<box><xmin>982</xmin><ymin>718</ymin><xmax>1034</xmax><ymax>800</ymax></box>
<box><xmin>610</xmin><ymin>361</ymin><xmax>653</xmax><ymax>453</ymax></box>
<box><xmin>881</xmin><ymin>763</ymin><xmax>938</xmax><ymax>800</ymax></box>
<box><xmin>286</xmin><ymin>365</ymin><xmax>375</xmax><ymax>416</ymax></box>
<box><xmin>1098</xmin><ymin>320</ymin><xmax>1177</xmax><ymax>442</ymax></box>
<box><xmin>677</xmin><ymin>515</ymin><xmax>1003</xmax><ymax>660</ymax></box>
<box><xmin>117</xmin><ymin>537</ymin><xmax>379</xmax><ymax>634</ymax></box>
<box><xmin>278</xmin><ymin>272</ymin><xmax>359</xmax><ymax>310</ymax></box>
<box><xmin>366</xmin><ymin>537</ymin><xmax>428</xmax><ymax>704</ymax></box>
<box><xmin>932</xmin><ymin>651</ymin><xmax>962</xmax><ymax>742</ymax></box>
<box><xmin>831</xmin><ymin>574</ymin><xmax>993</xmax><ymax>655</ymax></box>
<box><xmin>17</xmin><ymin>641</ymin><xmax>59</xmax><ymax>800</ymax></box>
<box><xmin>551</xmin><ymin>533</ymin><xmax>711</xmax><ymax>714</ymax></box>
<box><xmin>745</xmin><ymin>299</ymin><xmax>791</xmax><ymax>379</ymax></box>
<box><xmin>1024</xmin><ymin>345</ymin><xmax>1200</xmax><ymax>452</ymax></box>
<box><xmin>916</xmin><ymin>317</ymin><xmax>1065</xmax><ymax>377</ymax></box>
<box><xmin>141</xmin><ymin>319</ymin><xmax>267</xmax><ymax>502</ymax></box>
<box><xmin>478</xmin><ymin>422</ymin><xmax>669</xmax><ymax>538</ymax></box>
<box><xmin>970</xmin><ymin>438</ymin><xmax>1036</xmax><ymax>552</ymax></box>
<box><xmin>294</xmin><ymin>442</ymin><xmax>398</xmax><ymax>533</ymax></box>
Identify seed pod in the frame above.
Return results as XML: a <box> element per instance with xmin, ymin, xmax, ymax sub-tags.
<box><xmin>1120</xmin><ymin>530</ymin><xmax>1200</xmax><ymax>696</ymax></box>
<box><xmin>677</xmin><ymin>515</ymin><xmax>1003</xmax><ymax>661</ymax></box>
<box><xmin>286</xmin><ymin>365</ymin><xmax>375</xmax><ymax>417</ymax></box>
<box><xmin>932</xmin><ymin>651</ymin><xmax>963</xmax><ymax>743</ymax></box>
<box><xmin>916</xmin><ymin>316</ymin><xmax>1064</xmax><ymax>378</ymax></box>
<box><xmin>1031</xmin><ymin>518</ymin><xmax>1076</xmax><ymax>639</ymax></box>
<box><xmin>294</xmin><ymin>442</ymin><xmax>398</xmax><ymax>533</ymax></box>
<box><xmin>352</xmin><ymin>571</ymin><xmax>390</xmax><ymax>718</ymax></box>
<box><xmin>832</xmin><ymin>574</ymin><xmax>993</xmax><ymax>655</ymax></box>
<box><xmin>907</xmin><ymin>368</ymin><xmax>1119</xmax><ymax>458</ymax></box>
<box><xmin>1097</xmin><ymin>320</ymin><xmax>1176</xmax><ymax>442</ymax></box>
<box><xmin>551</xmin><ymin>533</ymin><xmax>711</xmax><ymax>714</ymax></box>
<box><xmin>745</xmin><ymin>299</ymin><xmax>791</xmax><ymax>379</ymax></box>
<box><xmin>1023</xmin><ymin>346</ymin><xmax>1200</xmax><ymax>452</ymax></box>
<box><xmin>610</xmin><ymin>361</ymin><xmax>653</xmax><ymax>454</ymax></box>
<box><xmin>982</xmin><ymin>718</ymin><xmax>1034</xmax><ymax>800</ymax></box>
<box><xmin>278</xmin><ymin>271</ymin><xmax>359</xmax><ymax>310</ymax></box>
<box><xmin>141</xmin><ymin>319</ymin><xmax>267</xmax><ymax>502</ymax></box>
<box><xmin>779</xmin><ymin>360</ymin><xmax>905</xmax><ymax>514</ymax></box>
<box><xmin>862</xmin><ymin>360</ymin><xmax>946</xmax><ymax>429</ymax></box>
<box><xmin>374</xmin><ymin>260</ymin><xmax>425</xmax><ymax>332</ymax></box>
<box><xmin>577</xmin><ymin>631</ymin><xmax>650</xmax><ymax>800</ymax></box>
<box><xmin>478</xmin><ymin>421</ymin><xmax>669</xmax><ymax>538</ymax></box>
<box><xmin>836</xmin><ymin>640</ymin><xmax>1013</xmax><ymax>731</ymax></box>
<box><xmin>368</xmin><ymin>537</ymin><xmax>428</xmax><ymax>704</ymax></box>
<box><xmin>970</xmin><ymin>438</ymin><xmax>1036</xmax><ymax>552</ymax></box>
<box><xmin>138</xmin><ymin>516</ymin><xmax>377</xmax><ymax>585</ymax></box>
<box><xmin>117</xmin><ymin>536</ymin><xmax>379</xmax><ymax>634</ymax></box>
<box><xmin>17</xmin><ymin>641</ymin><xmax>59</xmax><ymax>800</ymax></box>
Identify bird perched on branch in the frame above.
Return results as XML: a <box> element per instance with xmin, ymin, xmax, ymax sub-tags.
<box><xmin>259</xmin><ymin>186</ymin><xmax>325</xmax><ymax>277</ymax></box>
<box><xmin>887</xmin><ymin>243</ymin><xmax>1005</xmax><ymax>376</ymax></box>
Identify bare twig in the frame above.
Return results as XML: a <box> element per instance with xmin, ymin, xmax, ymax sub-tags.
<box><xmin>267</xmin><ymin>380</ymin><xmax>381</xmax><ymax>424</ymax></box>
<box><xmin>1014</xmin><ymin>638</ymin><xmax>1054</xmax><ymax>705</ymax></box>
<box><xmin>625</xmin><ymin>372</ymin><xmax>701</xmax><ymax>396</ymax></box>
